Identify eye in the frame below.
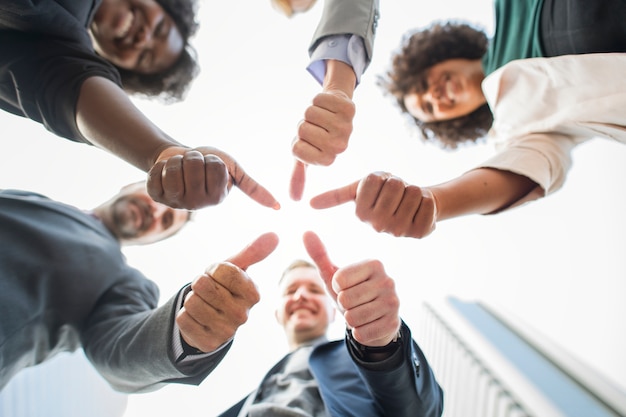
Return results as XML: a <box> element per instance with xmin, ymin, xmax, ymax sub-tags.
<box><xmin>310</xmin><ymin>285</ymin><xmax>325</xmax><ymax>294</ymax></box>
<box><xmin>155</xmin><ymin>18</ymin><xmax>168</xmax><ymax>38</ymax></box>
<box><xmin>137</xmin><ymin>50</ymin><xmax>149</xmax><ymax>68</ymax></box>
<box><xmin>422</xmin><ymin>101</ymin><xmax>433</xmax><ymax>117</ymax></box>
<box><xmin>161</xmin><ymin>210</ymin><xmax>174</xmax><ymax>230</ymax></box>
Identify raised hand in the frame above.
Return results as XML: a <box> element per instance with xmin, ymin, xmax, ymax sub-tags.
<box><xmin>310</xmin><ymin>172</ymin><xmax>438</xmax><ymax>239</ymax></box>
<box><xmin>148</xmin><ymin>146</ymin><xmax>280</xmax><ymax>211</ymax></box>
<box><xmin>303</xmin><ymin>231</ymin><xmax>400</xmax><ymax>347</ymax></box>
<box><xmin>176</xmin><ymin>232</ymin><xmax>280</xmax><ymax>352</ymax></box>
<box><xmin>289</xmin><ymin>60</ymin><xmax>357</xmax><ymax>201</ymax></box>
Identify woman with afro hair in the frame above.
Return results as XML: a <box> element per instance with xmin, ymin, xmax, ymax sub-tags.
<box><xmin>1</xmin><ymin>0</ymin><xmax>380</xmax><ymax>212</ymax></box>
<box><xmin>380</xmin><ymin>0</ymin><xmax>626</xmax><ymax>147</ymax></box>
<box><xmin>307</xmin><ymin>1</ymin><xmax>626</xmax><ymax>239</ymax></box>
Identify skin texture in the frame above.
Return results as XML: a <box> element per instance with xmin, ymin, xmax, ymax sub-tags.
<box><xmin>275</xmin><ymin>265</ymin><xmax>336</xmax><ymax>351</ymax></box>
<box><xmin>309</xmin><ymin>168</ymin><xmax>538</xmax><ymax>239</ymax></box>
<box><xmin>303</xmin><ymin>231</ymin><xmax>401</xmax><ymax>347</ymax></box>
<box><xmin>176</xmin><ymin>232</ymin><xmax>280</xmax><ymax>352</ymax></box>
<box><xmin>289</xmin><ymin>60</ymin><xmax>357</xmax><ymax>201</ymax></box>
<box><xmin>89</xmin><ymin>0</ymin><xmax>183</xmax><ymax>74</ymax></box>
<box><xmin>403</xmin><ymin>59</ymin><xmax>486</xmax><ymax>122</ymax></box>
<box><xmin>76</xmin><ymin>77</ymin><xmax>280</xmax><ymax>211</ymax></box>
<box><xmin>92</xmin><ymin>181</ymin><xmax>191</xmax><ymax>245</ymax></box>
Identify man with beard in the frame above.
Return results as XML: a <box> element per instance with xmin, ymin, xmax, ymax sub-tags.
<box><xmin>0</xmin><ymin>182</ymin><xmax>279</xmax><ymax>393</ymax></box>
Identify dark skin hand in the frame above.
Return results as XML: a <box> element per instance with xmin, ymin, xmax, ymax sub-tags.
<box><xmin>76</xmin><ymin>77</ymin><xmax>280</xmax><ymax>211</ymax></box>
<box><xmin>147</xmin><ymin>146</ymin><xmax>281</xmax><ymax>210</ymax></box>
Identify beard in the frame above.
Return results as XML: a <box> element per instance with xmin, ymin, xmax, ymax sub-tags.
<box><xmin>110</xmin><ymin>196</ymin><xmax>153</xmax><ymax>239</ymax></box>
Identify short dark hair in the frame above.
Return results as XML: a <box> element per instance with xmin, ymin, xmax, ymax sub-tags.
<box><xmin>378</xmin><ymin>21</ymin><xmax>493</xmax><ymax>149</ymax></box>
<box><xmin>116</xmin><ymin>0</ymin><xmax>200</xmax><ymax>103</ymax></box>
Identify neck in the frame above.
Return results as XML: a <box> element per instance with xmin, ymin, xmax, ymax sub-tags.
<box><xmin>287</xmin><ymin>332</ymin><xmax>327</xmax><ymax>351</ymax></box>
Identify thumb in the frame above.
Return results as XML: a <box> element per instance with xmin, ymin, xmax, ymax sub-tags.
<box><xmin>309</xmin><ymin>180</ymin><xmax>359</xmax><ymax>209</ymax></box>
<box><xmin>302</xmin><ymin>231</ymin><xmax>338</xmax><ymax>299</ymax></box>
<box><xmin>289</xmin><ymin>160</ymin><xmax>307</xmax><ymax>201</ymax></box>
<box><xmin>227</xmin><ymin>232</ymin><xmax>280</xmax><ymax>271</ymax></box>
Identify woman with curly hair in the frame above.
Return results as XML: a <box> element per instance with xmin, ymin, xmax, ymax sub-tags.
<box><xmin>1</xmin><ymin>0</ymin><xmax>380</xmax><ymax>212</ymax></box>
<box><xmin>380</xmin><ymin>0</ymin><xmax>626</xmax><ymax>148</ymax></box>
<box><xmin>307</xmin><ymin>1</ymin><xmax>626</xmax><ymax>239</ymax></box>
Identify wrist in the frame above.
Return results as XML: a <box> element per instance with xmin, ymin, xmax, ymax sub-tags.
<box><xmin>323</xmin><ymin>60</ymin><xmax>356</xmax><ymax>98</ymax></box>
<box><xmin>346</xmin><ymin>328</ymin><xmax>402</xmax><ymax>362</ymax></box>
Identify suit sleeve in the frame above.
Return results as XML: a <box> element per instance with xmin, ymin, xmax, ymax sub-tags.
<box><xmin>80</xmin><ymin>279</ymin><xmax>231</xmax><ymax>393</ymax></box>
<box><xmin>347</xmin><ymin>321</ymin><xmax>444</xmax><ymax>417</ymax></box>
<box><xmin>309</xmin><ymin>0</ymin><xmax>380</xmax><ymax>64</ymax></box>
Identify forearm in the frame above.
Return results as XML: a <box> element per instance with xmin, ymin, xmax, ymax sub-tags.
<box><xmin>428</xmin><ymin>168</ymin><xmax>538</xmax><ymax>220</ymax></box>
<box><xmin>323</xmin><ymin>59</ymin><xmax>357</xmax><ymax>98</ymax></box>
<box><xmin>75</xmin><ymin>76</ymin><xmax>185</xmax><ymax>172</ymax></box>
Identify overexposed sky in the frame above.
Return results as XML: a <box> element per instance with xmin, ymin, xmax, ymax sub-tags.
<box><xmin>2</xmin><ymin>1</ymin><xmax>625</xmax><ymax>415</ymax></box>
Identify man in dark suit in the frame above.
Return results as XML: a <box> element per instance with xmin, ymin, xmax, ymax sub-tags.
<box><xmin>0</xmin><ymin>182</ymin><xmax>278</xmax><ymax>393</ymax></box>
<box><xmin>218</xmin><ymin>231</ymin><xmax>444</xmax><ymax>417</ymax></box>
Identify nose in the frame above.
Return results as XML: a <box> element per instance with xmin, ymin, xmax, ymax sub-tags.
<box><xmin>293</xmin><ymin>286</ymin><xmax>310</xmax><ymax>301</ymax></box>
<box><xmin>150</xmin><ymin>202</ymin><xmax>168</xmax><ymax>223</ymax></box>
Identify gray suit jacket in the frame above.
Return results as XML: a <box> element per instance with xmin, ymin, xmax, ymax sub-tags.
<box><xmin>0</xmin><ymin>190</ymin><xmax>230</xmax><ymax>393</ymax></box>
<box><xmin>310</xmin><ymin>0</ymin><xmax>380</xmax><ymax>64</ymax></box>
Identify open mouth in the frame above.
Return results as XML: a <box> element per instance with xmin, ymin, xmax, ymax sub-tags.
<box><xmin>444</xmin><ymin>77</ymin><xmax>456</xmax><ymax>102</ymax></box>
<box><xmin>114</xmin><ymin>9</ymin><xmax>137</xmax><ymax>44</ymax></box>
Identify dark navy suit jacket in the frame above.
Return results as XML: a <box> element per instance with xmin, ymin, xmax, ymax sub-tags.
<box><xmin>218</xmin><ymin>322</ymin><xmax>443</xmax><ymax>417</ymax></box>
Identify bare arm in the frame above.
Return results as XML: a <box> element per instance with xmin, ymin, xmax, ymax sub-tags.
<box><xmin>310</xmin><ymin>168</ymin><xmax>538</xmax><ymax>239</ymax></box>
<box><xmin>76</xmin><ymin>76</ymin><xmax>182</xmax><ymax>172</ymax></box>
<box><xmin>429</xmin><ymin>168</ymin><xmax>538</xmax><ymax>220</ymax></box>
<box><xmin>76</xmin><ymin>77</ymin><xmax>279</xmax><ymax>210</ymax></box>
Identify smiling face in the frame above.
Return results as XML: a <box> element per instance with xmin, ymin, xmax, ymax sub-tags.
<box><xmin>403</xmin><ymin>58</ymin><xmax>486</xmax><ymax>122</ymax></box>
<box><xmin>102</xmin><ymin>182</ymin><xmax>191</xmax><ymax>245</ymax></box>
<box><xmin>275</xmin><ymin>265</ymin><xmax>335</xmax><ymax>348</ymax></box>
<box><xmin>89</xmin><ymin>0</ymin><xmax>183</xmax><ymax>74</ymax></box>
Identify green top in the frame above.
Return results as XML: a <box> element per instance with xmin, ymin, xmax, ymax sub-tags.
<box><xmin>482</xmin><ymin>0</ymin><xmax>546</xmax><ymax>75</ymax></box>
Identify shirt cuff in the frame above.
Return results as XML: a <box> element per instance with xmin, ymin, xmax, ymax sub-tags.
<box><xmin>307</xmin><ymin>34</ymin><xmax>367</xmax><ymax>86</ymax></box>
<box><xmin>172</xmin><ymin>286</ymin><xmax>232</xmax><ymax>364</ymax></box>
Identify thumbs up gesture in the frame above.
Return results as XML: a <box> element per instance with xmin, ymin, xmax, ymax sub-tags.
<box><xmin>176</xmin><ymin>232</ymin><xmax>280</xmax><ymax>352</ymax></box>
<box><xmin>302</xmin><ymin>231</ymin><xmax>400</xmax><ymax>348</ymax></box>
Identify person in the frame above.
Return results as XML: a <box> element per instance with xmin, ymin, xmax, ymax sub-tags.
<box><xmin>0</xmin><ymin>0</ymin><xmax>378</xmax><ymax>211</ymax></box>
<box><xmin>217</xmin><ymin>231</ymin><xmax>444</xmax><ymax>416</ymax></box>
<box><xmin>308</xmin><ymin>53</ymin><xmax>626</xmax><ymax>238</ymax></box>
<box><xmin>0</xmin><ymin>181</ymin><xmax>280</xmax><ymax>392</ymax></box>
<box><xmin>288</xmin><ymin>0</ymin><xmax>380</xmax><ymax>201</ymax></box>
<box><xmin>379</xmin><ymin>0</ymin><xmax>626</xmax><ymax>148</ymax></box>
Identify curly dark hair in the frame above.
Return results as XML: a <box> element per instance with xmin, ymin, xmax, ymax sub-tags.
<box><xmin>378</xmin><ymin>21</ymin><xmax>493</xmax><ymax>149</ymax></box>
<box><xmin>116</xmin><ymin>0</ymin><xmax>200</xmax><ymax>103</ymax></box>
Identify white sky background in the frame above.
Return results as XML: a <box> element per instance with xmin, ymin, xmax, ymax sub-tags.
<box><xmin>1</xmin><ymin>0</ymin><xmax>625</xmax><ymax>415</ymax></box>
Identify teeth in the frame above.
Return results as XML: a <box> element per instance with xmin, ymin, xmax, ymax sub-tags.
<box><xmin>116</xmin><ymin>11</ymin><xmax>133</xmax><ymax>39</ymax></box>
<box><xmin>445</xmin><ymin>79</ymin><xmax>455</xmax><ymax>102</ymax></box>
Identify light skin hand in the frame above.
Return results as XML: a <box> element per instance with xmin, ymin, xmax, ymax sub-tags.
<box><xmin>176</xmin><ymin>232</ymin><xmax>280</xmax><ymax>353</ymax></box>
<box><xmin>148</xmin><ymin>146</ymin><xmax>281</xmax><ymax>210</ymax></box>
<box><xmin>289</xmin><ymin>60</ymin><xmax>357</xmax><ymax>201</ymax></box>
<box><xmin>303</xmin><ymin>231</ymin><xmax>401</xmax><ymax>347</ymax></box>
<box><xmin>309</xmin><ymin>172</ymin><xmax>438</xmax><ymax>239</ymax></box>
<box><xmin>309</xmin><ymin>168</ymin><xmax>539</xmax><ymax>238</ymax></box>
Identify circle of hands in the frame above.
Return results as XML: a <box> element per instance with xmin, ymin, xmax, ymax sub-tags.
<box><xmin>149</xmin><ymin>90</ymin><xmax>412</xmax><ymax>354</ymax></box>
